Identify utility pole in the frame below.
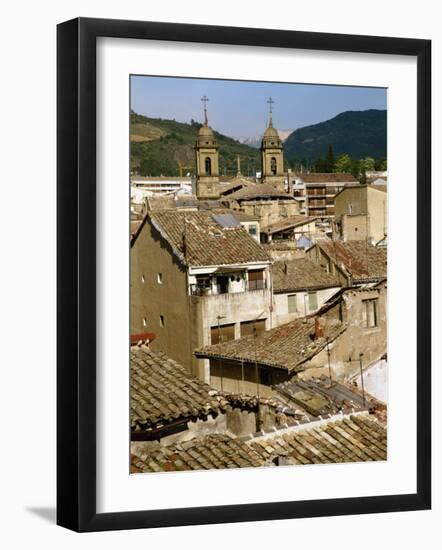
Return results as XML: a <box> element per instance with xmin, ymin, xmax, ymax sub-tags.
<box><xmin>359</xmin><ymin>352</ymin><xmax>366</xmax><ymax>407</ymax></box>
<box><xmin>251</xmin><ymin>310</ymin><xmax>265</xmax><ymax>432</ymax></box>
<box><xmin>253</xmin><ymin>322</ymin><xmax>261</xmax><ymax>432</ymax></box>
<box><xmin>326</xmin><ymin>337</ymin><xmax>333</xmax><ymax>385</ymax></box>
<box><xmin>217</xmin><ymin>315</ymin><xmax>226</xmax><ymax>392</ymax></box>
<box><xmin>349</xmin><ymin>353</ymin><xmax>366</xmax><ymax>407</ymax></box>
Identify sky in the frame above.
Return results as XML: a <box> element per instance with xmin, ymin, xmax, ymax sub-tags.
<box><xmin>131</xmin><ymin>75</ymin><xmax>386</xmax><ymax>139</ymax></box>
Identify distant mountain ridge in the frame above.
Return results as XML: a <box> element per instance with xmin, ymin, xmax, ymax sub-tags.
<box><xmin>284</xmin><ymin>110</ymin><xmax>387</xmax><ymax>161</ymax></box>
<box><xmin>130</xmin><ymin>112</ymin><xmax>260</xmax><ymax>177</ymax></box>
<box><xmin>238</xmin><ymin>129</ymin><xmax>293</xmax><ymax>149</ymax></box>
<box><xmin>131</xmin><ymin>109</ymin><xmax>386</xmax><ymax>176</ymax></box>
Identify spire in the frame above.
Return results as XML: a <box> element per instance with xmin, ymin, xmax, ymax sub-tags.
<box><xmin>201</xmin><ymin>95</ymin><xmax>209</xmax><ymax>125</ymax></box>
<box><xmin>267</xmin><ymin>97</ymin><xmax>274</xmax><ymax>127</ymax></box>
<box><xmin>236</xmin><ymin>155</ymin><xmax>241</xmax><ymax>176</ymax></box>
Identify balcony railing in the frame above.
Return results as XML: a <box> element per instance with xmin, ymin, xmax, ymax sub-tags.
<box><xmin>190</xmin><ymin>280</ymin><xmax>267</xmax><ymax>296</ymax></box>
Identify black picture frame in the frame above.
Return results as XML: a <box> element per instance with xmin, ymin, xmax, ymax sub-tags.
<box><xmin>57</xmin><ymin>17</ymin><xmax>431</xmax><ymax>532</ymax></box>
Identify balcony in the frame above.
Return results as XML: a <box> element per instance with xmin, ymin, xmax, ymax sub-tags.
<box><xmin>190</xmin><ymin>279</ymin><xmax>267</xmax><ymax>297</ymax></box>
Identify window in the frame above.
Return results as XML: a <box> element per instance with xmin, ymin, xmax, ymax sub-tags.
<box><xmin>193</xmin><ymin>275</ymin><xmax>211</xmax><ymax>295</ymax></box>
<box><xmin>248</xmin><ymin>269</ymin><xmax>264</xmax><ymax>290</ymax></box>
<box><xmin>270</xmin><ymin>157</ymin><xmax>277</xmax><ymax>175</ymax></box>
<box><xmin>308</xmin><ymin>292</ymin><xmax>318</xmax><ymax>311</ymax></box>
<box><xmin>141</xmin><ymin>274</ymin><xmax>145</xmax><ymax>283</ymax></box>
<box><xmin>248</xmin><ymin>224</ymin><xmax>257</xmax><ymax>236</ymax></box>
<box><xmin>205</xmin><ymin>157</ymin><xmax>212</xmax><ymax>175</ymax></box>
<box><xmin>210</xmin><ymin>323</ymin><xmax>235</xmax><ymax>344</ymax></box>
<box><xmin>159</xmin><ymin>315</ymin><xmax>165</xmax><ymax>327</ymax></box>
<box><xmin>240</xmin><ymin>319</ymin><xmax>266</xmax><ymax>337</ymax></box>
<box><xmin>362</xmin><ymin>299</ymin><xmax>378</xmax><ymax>327</ymax></box>
<box><xmin>142</xmin><ymin>317</ymin><xmax>147</xmax><ymax>327</ymax></box>
<box><xmin>259</xmin><ymin>368</ymin><xmax>271</xmax><ymax>386</ymax></box>
<box><xmin>157</xmin><ymin>273</ymin><xmax>163</xmax><ymax>284</ymax></box>
<box><xmin>287</xmin><ymin>294</ymin><xmax>297</xmax><ymax>314</ymax></box>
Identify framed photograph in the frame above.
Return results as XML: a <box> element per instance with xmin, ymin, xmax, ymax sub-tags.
<box><xmin>57</xmin><ymin>17</ymin><xmax>431</xmax><ymax>532</ymax></box>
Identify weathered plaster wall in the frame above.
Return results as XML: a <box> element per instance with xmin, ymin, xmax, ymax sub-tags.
<box><xmin>273</xmin><ymin>286</ymin><xmax>341</xmax><ymax>326</ymax></box>
<box><xmin>299</xmin><ymin>285</ymin><xmax>387</xmax><ymax>382</ymax></box>
<box><xmin>131</xmin><ymin>219</ymin><xmax>196</xmax><ymax>374</ymax></box>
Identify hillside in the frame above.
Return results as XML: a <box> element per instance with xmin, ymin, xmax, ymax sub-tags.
<box><xmin>283</xmin><ymin>110</ymin><xmax>387</xmax><ymax>162</ymax></box>
<box><xmin>130</xmin><ymin>112</ymin><xmax>260</xmax><ymax>177</ymax></box>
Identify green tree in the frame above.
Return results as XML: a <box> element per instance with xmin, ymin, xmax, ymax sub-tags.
<box><xmin>375</xmin><ymin>158</ymin><xmax>387</xmax><ymax>171</ymax></box>
<box><xmin>314</xmin><ymin>156</ymin><xmax>328</xmax><ymax>172</ymax></box>
<box><xmin>358</xmin><ymin>156</ymin><xmax>375</xmax><ymax>184</ymax></box>
<box><xmin>325</xmin><ymin>144</ymin><xmax>335</xmax><ymax>172</ymax></box>
<box><xmin>360</xmin><ymin>156</ymin><xmax>376</xmax><ymax>172</ymax></box>
<box><xmin>334</xmin><ymin>153</ymin><xmax>352</xmax><ymax>173</ymax></box>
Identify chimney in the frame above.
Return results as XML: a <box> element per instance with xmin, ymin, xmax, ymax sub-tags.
<box><xmin>314</xmin><ymin>317</ymin><xmax>323</xmax><ymax>340</ymax></box>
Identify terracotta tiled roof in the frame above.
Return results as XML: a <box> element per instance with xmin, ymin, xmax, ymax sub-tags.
<box><xmin>219</xmin><ymin>178</ymin><xmax>253</xmax><ymax>195</ymax></box>
<box><xmin>296</xmin><ymin>172</ymin><xmax>357</xmax><ymax>184</ymax></box>
<box><xmin>131</xmin><ymin>412</ymin><xmax>386</xmax><ymax>472</ymax></box>
<box><xmin>146</xmin><ymin>195</ymin><xmax>176</xmax><ymax>211</ymax></box>
<box><xmin>227</xmin><ymin>183</ymin><xmax>294</xmax><ymax>201</ymax></box>
<box><xmin>131</xmin><ymin>347</ymin><xmax>229</xmax><ymax>432</ymax></box>
<box><xmin>131</xmin><ymin>433</ymin><xmax>265</xmax><ymax>471</ymax></box>
<box><xmin>273</xmin><ymin>258</ymin><xmax>341</xmax><ymax>292</ymax></box>
<box><xmin>275</xmin><ymin>376</ymin><xmax>380</xmax><ymax>418</ymax></box>
<box><xmin>316</xmin><ymin>239</ymin><xmax>387</xmax><ymax>282</ymax></box>
<box><xmin>195</xmin><ymin>317</ymin><xmax>346</xmax><ymax>373</ymax></box>
<box><xmin>248</xmin><ymin>412</ymin><xmax>386</xmax><ymax>465</ymax></box>
<box><xmin>148</xmin><ymin>210</ymin><xmax>270</xmax><ymax>267</ymax></box>
<box><xmin>262</xmin><ymin>215</ymin><xmax>319</xmax><ymax>234</ymax></box>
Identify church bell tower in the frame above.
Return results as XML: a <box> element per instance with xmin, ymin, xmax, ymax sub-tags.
<box><xmin>195</xmin><ymin>96</ymin><xmax>220</xmax><ymax>200</ymax></box>
<box><xmin>260</xmin><ymin>97</ymin><xmax>285</xmax><ymax>191</ymax></box>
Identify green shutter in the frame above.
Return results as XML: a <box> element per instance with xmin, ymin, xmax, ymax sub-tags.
<box><xmin>308</xmin><ymin>292</ymin><xmax>318</xmax><ymax>311</ymax></box>
<box><xmin>287</xmin><ymin>294</ymin><xmax>297</xmax><ymax>314</ymax></box>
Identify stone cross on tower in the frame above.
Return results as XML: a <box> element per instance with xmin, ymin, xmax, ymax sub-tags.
<box><xmin>267</xmin><ymin>97</ymin><xmax>275</xmax><ymax>126</ymax></box>
<box><xmin>195</xmin><ymin>95</ymin><xmax>219</xmax><ymax>199</ymax></box>
<box><xmin>201</xmin><ymin>95</ymin><xmax>209</xmax><ymax>125</ymax></box>
<box><xmin>261</xmin><ymin>96</ymin><xmax>285</xmax><ymax>191</ymax></box>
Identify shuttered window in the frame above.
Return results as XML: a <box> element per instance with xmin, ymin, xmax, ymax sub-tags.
<box><xmin>362</xmin><ymin>299</ymin><xmax>378</xmax><ymax>328</ymax></box>
<box><xmin>248</xmin><ymin>270</ymin><xmax>264</xmax><ymax>290</ymax></box>
<box><xmin>287</xmin><ymin>294</ymin><xmax>297</xmax><ymax>314</ymax></box>
<box><xmin>308</xmin><ymin>292</ymin><xmax>318</xmax><ymax>311</ymax></box>
<box><xmin>210</xmin><ymin>323</ymin><xmax>235</xmax><ymax>344</ymax></box>
<box><xmin>240</xmin><ymin>319</ymin><xmax>266</xmax><ymax>337</ymax></box>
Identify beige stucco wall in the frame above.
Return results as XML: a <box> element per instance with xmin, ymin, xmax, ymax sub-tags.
<box><xmin>193</xmin><ymin>283</ymin><xmax>272</xmax><ymax>381</ymax></box>
<box><xmin>273</xmin><ymin>286</ymin><xmax>341</xmax><ymax>326</ymax></box>
<box><xmin>335</xmin><ymin>186</ymin><xmax>368</xmax><ymax>217</ymax></box>
<box><xmin>131</xmin><ymin>219</ymin><xmax>199</xmax><ymax>376</ymax></box>
<box><xmin>367</xmin><ymin>187</ymin><xmax>387</xmax><ymax>244</ymax></box>
<box><xmin>334</xmin><ymin>186</ymin><xmax>387</xmax><ymax>244</ymax></box>
<box><xmin>341</xmin><ymin>214</ymin><xmax>369</xmax><ymax>241</ymax></box>
<box><xmin>299</xmin><ymin>284</ymin><xmax>387</xmax><ymax>382</ymax></box>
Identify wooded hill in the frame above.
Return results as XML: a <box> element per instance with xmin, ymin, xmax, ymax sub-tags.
<box><xmin>130</xmin><ymin>111</ymin><xmax>260</xmax><ymax>177</ymax></box>
<box><xmin>283</xmin><ymin>109</ymin><xmax>387</xmax><ymax>163</ymax></box>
